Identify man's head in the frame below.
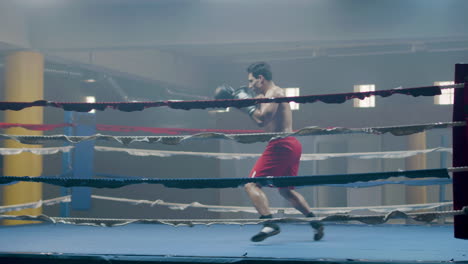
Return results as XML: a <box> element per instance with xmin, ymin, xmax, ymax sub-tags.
<box><xmin>247</xmin><ymin>62</ymin><xmax>272</xmax><ymax>93</ymax></box>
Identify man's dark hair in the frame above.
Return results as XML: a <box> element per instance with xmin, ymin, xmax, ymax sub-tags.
<box><xmin>247</xmin><ymin>62</ymin><xmax>273</xmax><ymax>81</ymax></box>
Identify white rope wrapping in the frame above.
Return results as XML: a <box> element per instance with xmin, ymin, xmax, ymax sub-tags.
<box><xmin>90</xmin><ymin>195</ymin><xmax>453</xmax><ymax>215</ymax></box>
<box><xmin>447</xmin><ymin>166</ymin><xmax>468</xmax><ymax>173</ymax></box>
<box><xmin>0</xmin><ymin>196</ymin><xmax>70</xmax><ymax>213</ymax></box>
<box><xmin>0</xmin><ymin>194</ymin><xmax>453</xmax><ymax>216</ymax></box>
<box><xmin>0</xmin><ymin>145</ymin><xmax>451</xmax><ymax>160</ymax></box>
<box><xmin>439</xmin><ymin>83</ymin><xmax>465</xmax><ymax>89</ymax></box>
<box><xmin>0</xmin><ymin>146</ymin><xmax>73</xmax><ymax>155</ymax></box>
<box><xmin>0</xmin><ymin>121</ymin><xmax>463</xmax><ymax>145</ymax></box>
<box><xmin>1</xmin><ymin>206</ymin><xmax>466</xmax><ymax>227</ymax></box>
<box><xmin>95</xmin><ymin>146</ymin><xmax>452</xmax><ymax>161</ymax></box>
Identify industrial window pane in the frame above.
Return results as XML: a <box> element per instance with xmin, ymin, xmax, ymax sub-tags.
<box><xmin>353</xmin><ymin>84</ymin><xmax>375</xmax><ymax>108</ymax></box>
<box><xmin>434</xmin><ymin>81</ymin><xmax>454</xmax><ymax>105</ymax></box>
<box><xmin>285</xmin><ymin>87</ymin><xmax>300</xmax><ymax>110</ymax></box>
<box><xmin>85</xmin><ymin>96</ymin><xmax>96</xmax><ymax>114</ymax></box>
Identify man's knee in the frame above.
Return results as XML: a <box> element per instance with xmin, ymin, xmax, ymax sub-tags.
<box><xmin>245</xmin><ymin>182</ymin><xmax>258</xmax><ymax>192</ymax></box>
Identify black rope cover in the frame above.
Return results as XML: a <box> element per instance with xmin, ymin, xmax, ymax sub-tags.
<box><xmin>0</xmin><ymin>85</ymin><xmax>441</xmax><ymax>112</ymax></box>
<box><xmin>0</xmin><ymin>168</ymin><xmax>449</xmax><ymax>189</ymax></box>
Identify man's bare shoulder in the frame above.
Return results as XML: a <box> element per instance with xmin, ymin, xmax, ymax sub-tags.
<box><xmin>266</xmin><ymin>86</ymin><xmax>285</xmax><ymax>97</ymax></box>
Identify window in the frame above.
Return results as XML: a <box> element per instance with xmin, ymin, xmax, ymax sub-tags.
<box><xmin>285</xmin><ymin>87</ymin><xmax>300</xmax><ymax>110</ymax></box>
<box><xmin>434</xmin><ymin>81</ymin><xmax>454</xmax><ymax>105</ymax></box>
<box><xmin>85</xmin><ymin>96</ymin><xmax>96</xmax><ymax>114</ymax></box>
<box><xmin>353</xmin><ymin>84</ymin><xmax>375</xmax><ymax>108</ymax></box>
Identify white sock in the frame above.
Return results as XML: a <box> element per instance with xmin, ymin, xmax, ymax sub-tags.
<box><xmin>261</xmin><ymin>226</ymin><xmax>276</xmax><ymax>233</ymax></box>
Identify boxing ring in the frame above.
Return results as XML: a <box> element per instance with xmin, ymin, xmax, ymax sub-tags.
<box><xmin>1</xmin><ymin>64</ymin><xmax>468</xmax><ymax>264</ymax></box>
<box><xmin>0</xmin><ymin>223</ymin><xmax>466</xmax><ymax>264</ymax></box>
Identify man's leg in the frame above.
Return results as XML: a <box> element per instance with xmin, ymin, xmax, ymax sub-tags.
<box><xmin>245</xmin><ymin>182</ymin><xmax>272</xmax><ymax>216</ymax></box>
<box><xmin>279</xmin><ymin>188</ymin><xmax>324</xmax><ymax>241</ymax></box>
<box><xmin>245</xmin><ymin>183</ymin><xmax>280</xmax><ymax>242</ymax></box>
<box><xmin>278</xmin><ymin>188</ymin><xmax>311</xmax><ymax>215</ymax></box>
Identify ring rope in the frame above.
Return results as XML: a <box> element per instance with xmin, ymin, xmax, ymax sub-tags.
<box><xmin>0</xmin><ymin>83</ymin><xmax>459</xmax><ymax>112</ymax></box>
<box><xmin>0</xmin><ymin>196</ymin><xmax>70</xmax><ymax>213</ymax></box>
<box><xmin>0</xmin><ymin>194</ymin><xmax>452</xmax><ymax>215</ymax></box>
<box><xmin>89</xmin><ymin>195</ymin><xmax>452</xmax><ymax>215</ymax></box>
<box><xmin>1</xmin><ymin>206</ymin><xmax>466</xmax><ymax>227</ymax></box>
<box><xmin>0</xmin><ymin>146</ymin><xmax>73</xmax><ymax>156</ymax></box>
<box><xmin>95</xmin><ymin>174</ymin><xmax>451</xmax><ymax>189</ymax></box>
<box><xmin>0</xmin><ymin>168</ymin><xmax>453</xmax><ymax>189</ymax></box>
<box><xmin>0</xmin><ymin>121</ymin><xmax>462</xmax><ymax>146</ymax></box>
<box><xmin>0</xmin><ymin>120</ymin><xmax>459</xmax><ymax>136</ymax></box>
<box><xmin>95</xmin><ymin>146</ymin><xmax>452</xmax><ymax>161</ymax></box>
<box><xmin>0</xmin><ymin>145</ymin><xmax>450</xmax><ymax>162</ymax></box>
<box><xmin>0</xmin><ymin>85</ymin><xmax>460</xmax><ymax>225</ymax></box>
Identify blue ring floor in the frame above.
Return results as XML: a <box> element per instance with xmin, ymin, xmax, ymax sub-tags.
<box><xmin>0</xmin><ymin>222</ymin><xmax>467</xmax><ymax>263</ymax></box>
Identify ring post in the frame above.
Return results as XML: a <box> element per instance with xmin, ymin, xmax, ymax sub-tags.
<box><xmin>60</xmin><ymin>111</ymin><xmax>73</xmax><ymax>217</ymax></box>
<box><xmin>453</xmin><ymin>63</ymin><xmax>468</xmax><ymax>239</ymax></box>
<box><xmin>2</xmin><ymin>51</ymin><xmax>44</xmax><ymax>225</ymax></box>
<box><xmin>71</xmin><ymin>112</ymin><xmax>96</xmax><ymax>211</ymax></box>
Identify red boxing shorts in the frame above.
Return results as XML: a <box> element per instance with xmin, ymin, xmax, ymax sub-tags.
<box><xmin>249</xmin><ymin>137</ymin><xmax>302</xmax><ymax>188</ymax></box>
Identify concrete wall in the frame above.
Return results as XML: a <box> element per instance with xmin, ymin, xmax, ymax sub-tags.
<box><xmin>25</xmin><ymin>0</ymin><xmax>468</xmax><ymax>48</ymax></box>
<box><xmin>47</xmin><ymin>49</ymin><xmax>209</xmax><ymax>89</ymax></box>
<box><xmin>0</xmin><ymin>1</ymin><xmax>30</xmax><ymax>49</ymax></box>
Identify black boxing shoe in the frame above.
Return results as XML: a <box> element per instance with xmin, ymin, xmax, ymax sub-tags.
<box><xmin>251</xmin><ymin>223</ymin><xmax>280</xmax><ymax>242</ymax></box>
<box><xmin>306</xmin><ymin>212</ymin><xmax>324</xmax><ymax>241</ymax></box>
<box><xmin>310</xmin><ymin>220</ymin><xmax>324</xmax><ymax>241</ymax></box>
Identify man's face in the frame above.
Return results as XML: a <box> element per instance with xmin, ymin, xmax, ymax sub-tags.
<box><xmin>248</xmin><ymin>73</ymin><xmax>262</xmax><ymax>93</ymax></box>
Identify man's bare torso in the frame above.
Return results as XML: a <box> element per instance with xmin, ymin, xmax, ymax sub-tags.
<box><xmin>263</xmin><ymin>86</ymin><xmax>293</xmax><ymax>133</ymax></box>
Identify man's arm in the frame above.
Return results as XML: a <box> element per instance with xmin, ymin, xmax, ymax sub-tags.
<box><xmin>251</xmin><ymin>88</ymin><xmax>283</xmax><ymax>127</ymax></box>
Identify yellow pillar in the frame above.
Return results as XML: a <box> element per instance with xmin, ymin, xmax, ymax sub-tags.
<box><xmin>405</xmin><ymin>132</ymin><xmax>427</xmax><ymax>204</ymax></box>
<box><xmin>2</xmin><ymin>51</ymin><xmax>44</xmax><ymax>225</ymax></box>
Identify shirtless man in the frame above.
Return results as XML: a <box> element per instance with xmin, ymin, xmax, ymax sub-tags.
<box><xmin>214</xmin><ymin>62</ymin><xmax>324</xmax><ymax>242</ymax></box>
